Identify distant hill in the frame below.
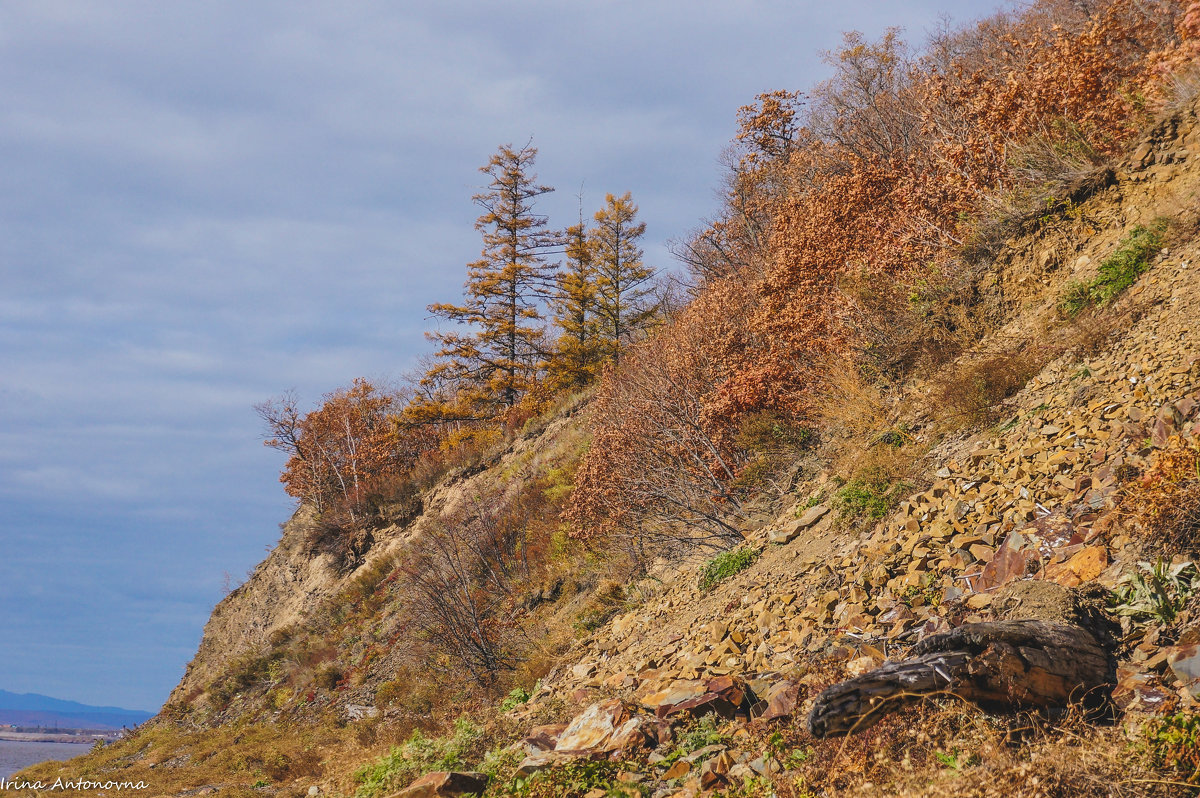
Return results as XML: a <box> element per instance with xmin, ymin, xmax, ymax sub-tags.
<box><xmin>0</xmin><ymin>690</ymin><xmax>153</xmax><ymax>730</ymax></box>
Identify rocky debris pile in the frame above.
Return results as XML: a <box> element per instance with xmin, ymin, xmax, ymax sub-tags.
<box><xmin>539</xmin><ymin>257</ymin><xmax>1200</xmax><ymax>718</ymax></box>
<box><xmin>519</xmin><ymin>244</ymin><xmax>1200</xmax><ymax>772</ymax></box>
<box><xmin>507</xmin><ymin>687</ymin><xmax>793</xmax><ymax>797</ymax></box>
<box><xmin>1120</xmin><ymin>102</ymin><xmax>1199</xmax><ymax>181</ymax></box>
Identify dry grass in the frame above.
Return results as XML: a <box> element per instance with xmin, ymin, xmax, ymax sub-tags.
<box><xmin>759</xmin><ymin>700</ymin><xmax>1190</xmax><ymax>798</ymax></box>
<box><xmin>10</xmin><ymin>719</ymin><xmax>358</xmax><ymax>797</ymax></box>
<box><xmin>933</xmin><ymin>343</ymin><xmax>1049</xmax><ymax>428</ymax></box>
<box><xmin>1125</xmin><ymin>435</ymin><xmax>1200</xmax><ymax>554</ymax></box>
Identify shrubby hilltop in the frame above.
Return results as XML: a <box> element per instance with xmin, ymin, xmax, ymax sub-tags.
<box><xmin>14</xmin><ymin>2</ymin><xmax>1200</xmax><ymax>796</ymax></box>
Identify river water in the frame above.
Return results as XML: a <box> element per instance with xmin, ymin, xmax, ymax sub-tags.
<box><xmin>0</xmin><ymin>740</ymin><xmax>94</xmax><ymax>779</ymax></box>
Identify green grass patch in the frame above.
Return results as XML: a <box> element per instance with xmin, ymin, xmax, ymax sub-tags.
<box><xmin>1142</xmin><ymin>712</ymin><xmax>1200</xmax><ymax>786</ymax></box>
<box><xmin>835</xmin><ymin>468</ymin><xmax>910</xmax><ymax>522</ymax></box>
<box><xmin>1060</xmin><ymin>220</ymin><xmax>1167</xmax><ymax>315</ymax></box>
<box><xmin>354</xmin><ymin>717</ymin><xmax>483</xmax><ymax>797</ymax></box>
<box><xmin>698</xmin><ymin>547</ymin><xmax>758</xmax><ymax>592</ymax></box>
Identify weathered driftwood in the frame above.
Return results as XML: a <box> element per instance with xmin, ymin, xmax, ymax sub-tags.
<box><xmin>807</xmin><ymin>620</ymin><xmax>1112</xmax><ymax>737</ymax></box>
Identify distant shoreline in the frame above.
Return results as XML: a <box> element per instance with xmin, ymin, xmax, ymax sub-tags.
<box><xmin>0</xmin><ymin>731</ymin><xmax>114</xmax><ymax>744</ymax></box>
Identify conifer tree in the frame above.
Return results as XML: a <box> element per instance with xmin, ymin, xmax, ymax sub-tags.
<box><xmin>592</xmin><ymin>192</ymin><xmax>656</xmax><ymax>365</ymax></box>
<box><xmin>547</xmin><ymin>219</ymin><xmax>603</xmax><ymax>391</ymax></box>
<box><xmin>427</xmin><ymin>144</ymin><xmax>559</xmax><ymax>411</ymax></box>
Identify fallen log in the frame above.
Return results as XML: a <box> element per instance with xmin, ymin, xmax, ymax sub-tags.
<box><xmin>807</xmin><ymin>619</ymin><xmax>1113</xmax><ymax>737</ymax></box>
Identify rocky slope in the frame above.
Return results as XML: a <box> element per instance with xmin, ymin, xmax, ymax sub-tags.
<box><xmin>474</xmin><ymin>100</ymin><xmax>1200</xmax><ymax>797</ymax></box>
<box><xmin>13</xmin><ymin>92</ymin><xmax>1200</xmax><ymax>798</ymax></box>
<box><xmin>528</xmin><ymin>101</ymin><xmax>1200</xmax><ymax>710</ymax></box>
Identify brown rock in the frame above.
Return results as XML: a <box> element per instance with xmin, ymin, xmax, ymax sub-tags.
<box><xmin>1112</xmin><ymin>666</ymin><xmax>1177</xmax><ymax>713</ymax></box>
<box><xmin>1167</xmin><ymin>644</ymin><xmax>1200</xmax><ymax>698</ymax></box>
<box><xmin>663</xmin><ymin>760</ymin><xmax>691</xmax><ymax>780</ymax></box>
<box><xmin>554</xmin><ymin>699</ymin><xmax>646</xmax><ymax>755</ymax></box>
<box><xmin>640</xmin><ymin>680</ymin><xmax>706</xmax><ymax>711</ymax></box>
<box><xmin>757</xmin><ymin>679</ymin><xmax>803</xmax><ymax>721</ymax></box>
<box><xmin>769</xmin><ymin>504</ymin><xmax>831</xmax><ymax>544</ymax></box>
<box><xmin>658</xmin><ymin>691</ymin><xmax>737</xmax><ymax>720</ymax></box>
<box><xmin>699</xmin><ymin>751</ymin><xmax>735</xmax><ymax>790</ymax></box>
<box><xmin>1065</xmin><ymin>546</ymin><xmax>1108</xmax><ymax>582</ymax></box>
<box><xmin>523</xmin><ymin>723</ymin><xmax>567</xmax><ymax>753</ymax></box>
<box><xmin>391</xmin><ymin>771</ymin><xmax>488</xmax><ymax>798</ymax></box>
<box><xmin>973</xmin><ymin>532</ymin><xmax>1036</xmax><ymax>592</ymax></box>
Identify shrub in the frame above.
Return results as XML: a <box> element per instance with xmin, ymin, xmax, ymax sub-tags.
<box><xmin>1126</xmin><ymin>436</ymin><xmax>1200</xmax><ymax>551</ymax></box>
<box><xmin>500</xmin><ymin>758</ymin><xmax>634</xmax><ymax>797</ymax></box>
<box><xmin>374</xmin><ymin>680</ymin><xmax>405</xmax><ymax>709</ymax></box>
<box><xmin>698</xmin><ymin>547</ymin><xmax>759</xmax><ymax>592</ymax></box>
<box><xmin>935</xmin><ymin>346</ymin><xmax>1045</xmax><ymax>426</ymax></box>
<box><xmin>313</xmin><ymin>664</ymin><xmax>343</xmax><ymax>691</ymax></box>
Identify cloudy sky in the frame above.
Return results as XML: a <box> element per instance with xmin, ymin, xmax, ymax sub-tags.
<box><xmin>0</xmin><ymin>0</ymin><xmax>1001</xmax><ymax>712</ymax></box>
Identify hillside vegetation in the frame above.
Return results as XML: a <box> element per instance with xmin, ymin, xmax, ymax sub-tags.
<box><xmin>13</xmin><ymin>2</ymin><xmax>1200</xmax><ymax>797</ymax></box>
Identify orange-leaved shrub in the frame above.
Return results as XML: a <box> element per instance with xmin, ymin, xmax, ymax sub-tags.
<box><xmin>571</xmin><ymin>0</ymin><xmax>1196</xmax><ymax>551</ymax></box>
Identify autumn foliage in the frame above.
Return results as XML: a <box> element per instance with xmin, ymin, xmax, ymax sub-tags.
<box><xmin>570</xmin><ymin>0</ymin><xmax>1200</xmax><ymax>548</ymax></box>
<box><xmin>258</xmin><ymin>0</ymin><xmax>1200</xmax><ymax>574</ymax></box>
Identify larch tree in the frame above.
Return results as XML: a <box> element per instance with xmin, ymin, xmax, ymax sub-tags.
<box><xmin>427</xmin><ymin>143</ymin><xmax>559</xmax><ymax>412</ymax></box>
<box><xmin>547</xmin><ymin>218</ymin><xmax>604</xmax><ymax>391</ymax></box>
<box><xmin>592</xmin><ymin>192</ymin><xmax>656</xmax><ymax>365</ymax></box>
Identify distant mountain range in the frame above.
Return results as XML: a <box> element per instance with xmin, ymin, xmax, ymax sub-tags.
<box><xmin>0</xmin><ymin>690</ymin><xmax>153</xmax><ymax>731</ymax></box>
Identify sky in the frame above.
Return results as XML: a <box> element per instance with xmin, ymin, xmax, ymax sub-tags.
<box><xmin>0</xmin><ymin>0</ymin><xmax>1003</xmax><ymax>712</ymax></box>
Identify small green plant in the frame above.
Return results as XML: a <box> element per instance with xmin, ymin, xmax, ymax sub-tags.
<box><xmin>1142</xmin><ymin>712</ymin><xmax>1200</xmax><ymax>785</ymax></box>
<box><xmin>498</xmin><ymin>685</ymin><xmax>533</xmax><ymax>713</ymax></box>
<box><xmin>1110</xmin><ymin>560</ymin><xmax>1200</xmax><ymax>626</ymax></box>
<box><xmin>662</xmin><ymin>714</ymin><xmax>730</xmax><ymax>766</ymax></box>
<box><xmin>899</xmin><ymin>578</ymin><xmax>942</xmax><ymax>609</ymax></box>
<box><xmin>799</xmin><ymin>491</ymin><xmax>827</xmax><ymax>512</ymax></box>
<box><xmin>836</xmin><ymin>467</ymin><xmax>910</xmax><ymax>522</ymax></box>
<box><xmin>698</xmin><ymin>547</ymin><xmax>759</xmax><ymax>592</ymax></box>
<box><xmin>874</xmin><ymin>425</ymin><xmax>911</xmax><ymax>448</ymax></box>
<box><xmin>934</xmin><ymin>747</ymin><xmax>978</xmax><ymax>772</ymax></box>
<box><xmin>1059</xmin><ymin>221</ymin><xmax>1168</xmax><ymax>315</ymax></box>
<box><xmin>765</xmin><ymin>730</ymin><xmax>812</xmax><ymax>770</ymax></box>
<box><xmin>479</xmin><ymin>744</ymin><xmax>524</xmax><ymax>779</ymax></box>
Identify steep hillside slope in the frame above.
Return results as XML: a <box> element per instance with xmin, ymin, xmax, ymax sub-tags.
<box><xmin>547</xmin><ymin>103</ymin><xmax>1200</xmax><ymax>700</ymax></box>
<box><xmin>13</xmin><ymin>60</ymin><xmax>1200</xmax><ymax>798</ymax></box>
<box><xmin>167</xmin><ymin>395</ymin><xmax>590</xmax><ymax>720</ymax></box>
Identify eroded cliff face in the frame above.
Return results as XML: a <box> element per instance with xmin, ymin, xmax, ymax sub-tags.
<box><xmin>167</xmin><ymin>402</ymin><xmax>587</xmax><ymax>711</ymax></box>
<box><xmin>168</xmin><ymin>506</ymin><xmax>342</xmax><ymax>705</ymax></box>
